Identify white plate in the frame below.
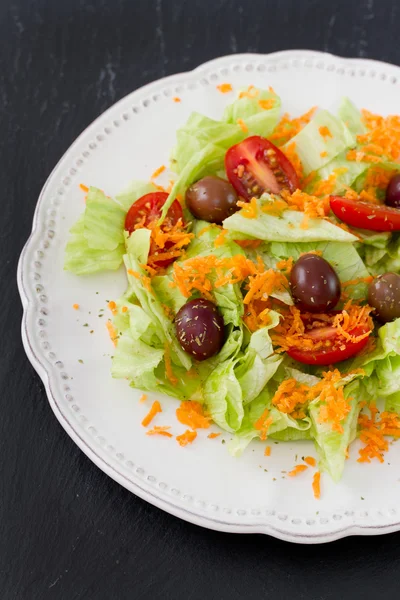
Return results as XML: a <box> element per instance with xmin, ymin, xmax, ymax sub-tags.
<box><xmin>18</xmin><ymin>51</ymin><xmax>400</xmax><ymax>544</ymax></box>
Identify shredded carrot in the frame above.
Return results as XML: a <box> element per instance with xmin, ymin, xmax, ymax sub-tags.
<box><xmin>79</xmin><ymin>183</ymin><xmax>89</xmax><ymax>193</ymax></box>
<box><xmin>272</xmin><ymin>379</ymin><xmax>310</xmax><ymax>416</ymax></box>
<box><xmin>261</xmin><ymin>198</ymin><xmax>288</xmax><ymax>216</ymax></box>
<box><xmin>208</xmin><ymin>432</ymin><xmax>221</xmax><ymax>439</ymax></box>
<box><xmin>142</xmin><ymin>400</ymin><xmax>162</xmax><ymax>427</ymax></box>
<box><xmin>239</xmin><ymin>85</ymin><xmax>258</xmax><ymax>99</ymax></box>
<box><xmin>272</xmin><ymin>302</ymin><xmax>373</xmax><ymax>360</ymax></box>
<box><xmin>139</xmin><ymin>394</ymin><xmax>147</xmax><ymax>404</ymax></box>
<box><xmin>304</xmin><ymin>456</ymin><xmax>317</xmax><ymax>467</ymax></box>
<box><xmin>288</xmin><ymin>464</ymin><xmax>308</xmax><ymax>477</ymax></box>
<box><xmin>176</xmin><ymin>429</ymin><xmax>197</xmax><ymax>447</ymax></box>
<box><xmin>254</xmin><ymin>408</ymin><xmax>273</xmax><ymax>441</ymax></box>
<box><xmin>151</xmin><ymin>165</ymin><xmax>166</xmax><ymax>180</ymax></box>
<box><xmin>237</xmin><ymin>118</ymin><xmax>248</xmax><ymax>133</ymax></box>
<box><xmin>358</xmin><ymin>165</ymin><xmax>398</xmax><ymax>203</ymax></box>
<box><xmin>320</xmin><ymin>151</ymin><xmax>328</xmax><ymax>158</ymax></box>
<box><xmin>176</xmin><ymin>401</ymin><xmax>210</xmax><ymax>429</ymax></box>
<box><xmin>358</xmin><ymin>403</ymin><xmax>400</xmax><ymax>463</ymax></box>
<box><xmin>164</xmin><ymin>343</ymin><xmax>178</xmax><ymax>386</ymax></box>
<box><xmin>356</xmin><ymin>109</ymin><xmax>400</xmax><ymax>162</ymax></box>
<box><xmin>319</xmin><ymin>126</ymin><xmax>332</xmax><ymax>139</ymax></box>
<box><xmin>312</xmin><ymin>471</ymin><xmax>321</xmax><ymax>499</ymax></box>
<box><xmin>276</xmin><ymin>257</ymin><xmax>293</xmax><ymax>274</ymax></box>
<box><xmin>270</xmin><ymin>106</ymin><xmax>317</xmax><ymax>146</ymax></box>
<box><xmin>146</xmin><ymin>426</ymin><xmax>173</xmax><ymax>437</ymax></box>
<box><xmin>343</xmin><ymin>276</ymin><xmax>374</xmax><ymax>288</ymax></box>
<box><xmin>214</xmin><ymin>229</ymin><xmax>228</xmax><ymax>247</ymax></box>
<box><xmin>106</xmin><ymin>320</ymin><xmax>118</xmax><ymax>346</ymax></box>
<box><xmin>243</xmin><ymin>268</ymin><xmax>287</xmax><ymax>305</ymax></box>
<box><xmin>121</xmin><ymin>306</ymin><xmax>128</xmax><ymax>313</ymax></box>
<box><xmin>172</xmin><ymin>253</ymin><xmax>286</xmax><ymax>331</ymax></box>
<box><xmin>264</xmin><ymin>446</ymin><xmax>271</xmax><ymax>456</ymax></box>
<box><xmin>173</xmin><ymin>97</ymin><xmax>181</xmax><ymax>103</ymax></box>
<box><xmin>146</xmin><ymin>218</ymin><xmax>194</xmax><ymax>269</ymax></box>
<box><xmin>108</xmin><ymin>300</ymin><xmax>117</xmax><ymax>316</ymax></box>
<box><xmin>270</xmin><ymin>366</ymin><xmax>362</xmax><ymax>434</ymax></box>
<box><xmin>280</xmin><ymin>189</ymin><xmax>330</xmax><ymax>227</ymax></box>
<box><xmin>282</xmin><ymin>142</ymin><xmax>304</xmax><ymax>181</ymax></box>
<box><xmin>237</xmin><ymin>197</ymin><xmax>258</xmax><ymax>218</ymax></box>
<box><xmin>217</xmin><ymin>83</ymin><xmax>232</xmax><ymax>93</ymax></box>
<box><xmin>234</xmin><ymin>238</ymin><xmax>262</xmax><ymax>249</ymax></box>
<box><xmin>258</xmin><ymin>98</ymin><xmax>275</xmax><ymax>110</ymax></box>
<box><xmin>311</xmin><ymin>173</ymin><xmax>338</xmax><ymax>198</ymax></box>
<box><xmin>365</xmin><ymin>165</ymin><xmax>396</xmax><ymax>189</ymax></box>
<box><xmin>346</xmin><ymin>149</ymin><xmax>382</xmax><ymax>164</ymax></box>
<box><xmin>72</xmin><ymin>303</ymin><xmax>79</xmax><ymax>310</ymax></box>
<box><xmin>197</xmin><ymin>224</ymin><xmax>214</xmax><ymax>237</ymax></box>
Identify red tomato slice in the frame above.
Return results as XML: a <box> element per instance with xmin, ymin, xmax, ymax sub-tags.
<box><xmin>125</xmin><ymin>192</ymin><xmax>183</xmax><ymax>233</ymax></box>
<box><xmin>225</xmin><ymin>136</ymin><xmax>299</xmax><ymax>201</ymax></box>
<box><xmin>330</xmin><ymin>195</ymin><xmax>400</xmax><ymax>232</ymax></box>
<box><xmin>287</xmin><ymin>325</ymin><xmax>370</xmax><ymax>366</ymax></box>
<box><xmin>125</xmin><ymin>192</ymin><xmax>184</xmax><ymax>267</ymax></box>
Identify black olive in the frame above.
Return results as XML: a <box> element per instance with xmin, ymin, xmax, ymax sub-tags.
<box><xmin>289</xmin><ymin>254</ymin><xmax>341</xmax><ymax>313</ymax></box>
<box><xmin>175</xmin><ymin>298</ymin><xmax>225</xmax><ymax>360</ymax></box>
<box><xmin>368</xmin><ymin>272</ymin><xmax>400</xmax><ymax>323</ymax></box>
<box><xmin>386</xmin><ymin>174</ymin><xmax>400</xmax><ymax>209</ymax></box>
<box><xmin>185</xmin><ymin>176</ymin><xmax>239</xmax><ymax>224</ymax></box>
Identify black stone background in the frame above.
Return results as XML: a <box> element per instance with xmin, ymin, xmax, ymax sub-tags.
<box><xmin>2</xmin><ymin>0</ymin><xmax>400</xmax><ymax>598</ymax></box>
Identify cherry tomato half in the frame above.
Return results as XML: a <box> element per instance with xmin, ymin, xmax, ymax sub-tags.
<box><xmin>330</xmin><ymin>195</ymin><xmax>400</xmax><ymax>232</ymax></box>
<box><xmin>125</xmin><ymin>192</ymin><xmax>183</xmax><ymax>233</ymax></box>
<box><xmin>125</xmin><ymin>192</ymin><xmax>184</xmax><ymax>267</ymax></box>
<box><xmin>225</xmin><ymin>136</ymin><xmax>299</xmax><ymax>201</ymax></box>
<box><xmin>287</xmin><ymin>325</ymin><xmax>371</xmax><ymax>365</ymax></box>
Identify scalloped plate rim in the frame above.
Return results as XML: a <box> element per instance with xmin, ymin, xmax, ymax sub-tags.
<box><xmin>17</xmin><ymin>50</ymin><xmax>400</xmax><ymax>544</ymax></box>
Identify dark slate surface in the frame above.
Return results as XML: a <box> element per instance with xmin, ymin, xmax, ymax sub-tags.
<box><xmin>3</xmin><ymin>0</ymin><xmax>400</xmax><ymax>598</ymax></box>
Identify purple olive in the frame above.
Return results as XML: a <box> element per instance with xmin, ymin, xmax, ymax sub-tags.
<box><xmin>175</xmin><ymin>298</ymin><xmax>225</xmax><ymax>360</ymax></box>
<box><xmin>368</xmin><ymin>272</ymin><xmax>400</xmax><ymax>323</ymax></box>
<box><xmin>185</xmin><ymin>176</ymin><xmax>239</xmax><ymax>224</ymax></box>
<box><xmin>290</xmin><ymin>254</ymin><xmax>341</xmax><ymax>313</ymax></box>
<box><xmin>386</xmin><ymin>173</ymin><xmax>400</xmax><ymax>208</ymax></box>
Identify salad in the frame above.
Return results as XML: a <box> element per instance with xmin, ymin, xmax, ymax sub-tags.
<box><xmin>65</xmin><ymin>85</ymin><xmax>400</xmax><ymax>496</ymax></box>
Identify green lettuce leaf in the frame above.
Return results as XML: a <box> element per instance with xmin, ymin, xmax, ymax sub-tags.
<box><xmin>357</xmin><ymin>318</ymin><xmax>400</xmax><ymax>410</ymax></box>
<box><xmin>83</xmin><ymin>187</ymin><xmax>126</xmax><ymax>250</ymax></box>
<box><xmin>223</xmin><ymin>195</ymin><xmax>358</xmax><ymax>243</ymax></box>
<box><xmin>111</xmin><ymin>331</ymin><xmax>164</xmax><ymax>380</ymax></box>
<box><xmin>227</xmin><ymin>386</ymin><xmax>312</xmax><ymax>456</ymax></box>
<box><xmin>309</xmin><ymin>379</ymin><xmax>362</xmax><ymax>481</ymax></box>
<box><xmin>363</xmin><ymin>233</ymin><xmax>400</xmax><ymax>275</ymax></box>
<box><xmin>64</xmin><ymin>216</ymin><xmax>125</xmax><ymax>275</ymax></box>
<box><xmin>124</xmin><ymin>229</ymin><xmax>191</xmax><ymax>370</ymax></box>
<box><xmin>64</xmin><ymin>182</ymin><xmax>157</xmax><ymax>275</ymax></box>
<box><xmin>223</xmin><ymin>87</ymin><xmax>281</xmax><ymax>136</ymax></box>
<box><xmin>204</xmin><ymin>313</ymin><xmax>282</xmax><ymax>432</ymax></box>
<box><xmin>284</xmin><ymin>109</ymin><xmax>355</xmax><ymax>176</ymax></box>
<box><xmin>170</xmin><ymin>113</ymin><xmax>242</xmax><ymax>175</ymax></box>
<box><xmin>305</xmin><ymin>150</ymin><xmax>369</xmax><ymax>196</ymax></box>
<box><xmin>336</xmin><ymin>97</ymin><xmax>366</xmax><ymax>137</ymax></box>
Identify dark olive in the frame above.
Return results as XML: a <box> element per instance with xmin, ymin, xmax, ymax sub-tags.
<box><xmin>185</xmin><ymin>176</ymin><xmax>239</xmax><ymax>224</ymax></box>
<box><xmin>290</xmin><ymin>254</ymin><xmax>341</xmax><ymax>312</ymax></box>
<box><xmin>368</xmin><ymin>272</ymin><xmax>400</xmax><ymax>323</ymax></box>
<box><xmin>175</xmin><ymin>298</ymin><xmax>225</xmax><ymax>360</ymax></box>
<box><xmin>386</xmin><ymin>174</ymin><xmax>400</xmax><ymax>208</ymax></box>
